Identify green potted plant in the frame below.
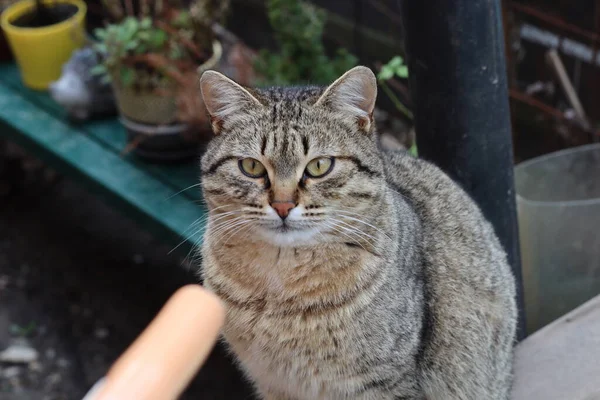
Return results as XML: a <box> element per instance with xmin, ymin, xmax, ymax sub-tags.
<box><xmin>92</xmin><ymin>0</ymin><xmax>229</xmax><ymax>162</ymax></box>
<box><xmin>254</xmin><ymin>0</ymin><xmax>356</xmax><ymax>86</ymax></box>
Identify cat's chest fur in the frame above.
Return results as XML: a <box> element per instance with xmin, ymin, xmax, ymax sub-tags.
<box><xmin>202</xmin><ymin>242</ymin><xmax>394</xmax><ymax>398</ymax></box>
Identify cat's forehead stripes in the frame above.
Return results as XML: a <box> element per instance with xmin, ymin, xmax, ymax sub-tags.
<box><xmin>258</xmin><ymin>86</ymin><xmax>324</xmax><ymax>104</ymax></box>
<box><xmin>261</xmin><ymin>88</ymin><xmax>320</xmax><ymax>125</ymax></box>
<box><xmin>264</xmin><ymin>119</ymin><xmax>305</xmax><ymax>178</ymax></box>
<box><xmin>254</xmin><ymin>89</ymin><xmax>323</xmax><ymax>177</ymax></box>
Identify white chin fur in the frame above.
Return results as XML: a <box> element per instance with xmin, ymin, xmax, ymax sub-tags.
<box><xmin>257</xmin><ymin>207</ymin><xmax>324</xmax><ymax>247</ymax></box>
<box><xmin>257</xmin><ymin>226</ymin><xmax>323</xmax><ymax>247</ymax></box>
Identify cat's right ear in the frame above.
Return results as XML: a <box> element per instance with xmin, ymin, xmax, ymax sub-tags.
<box><xmin>200</xmin><ymin>71</ymin><xmax>263</xmax><ymax>135</ymax></box>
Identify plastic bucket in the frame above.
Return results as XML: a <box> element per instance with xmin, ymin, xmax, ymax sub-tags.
<box><xmin>515</xmin><ymin>143</ymin><xmax>600</xmax><ymax>333</ymax></box>
<box><xmin>0</xmin><ymin>0</ymin><xmax>86</xmax><ymax>90</ymax></box>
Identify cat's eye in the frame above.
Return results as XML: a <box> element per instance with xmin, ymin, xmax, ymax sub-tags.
<box><xmin>305</xmin><ymin>157</ymin><xmax>334</xmax><ymax>178</ymax></box>
<box><xmin>239</xmin><ymin>158</ymin><xmax>267</xmax><ymax>178</ymax></box>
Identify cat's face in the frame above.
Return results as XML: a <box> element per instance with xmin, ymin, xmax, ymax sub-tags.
<box><xmin>200</xmin><ymin>67</ymin><xmax>385</xmax><ymax>247</ymax></box>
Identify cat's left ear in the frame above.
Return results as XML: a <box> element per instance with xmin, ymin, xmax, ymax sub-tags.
<box><xmin>315</xmin><ymin>66</ymin><xmax>377</xmax><ymax>133</ymax></box>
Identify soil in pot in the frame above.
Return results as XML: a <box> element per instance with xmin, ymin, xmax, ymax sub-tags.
<box><xmin>0</xmin><ymin>29</ymin><xmax>12</xmax><ymax>61</ymax></box>
<box><xmin>11</xmin><ymin>0</ymin><xmax>77</xmax><ymax>27</ymax></box>
<box><xmin>0</xmin><ymin>1</ymin><xmax>16</xmax><ymax>60</ymax></box>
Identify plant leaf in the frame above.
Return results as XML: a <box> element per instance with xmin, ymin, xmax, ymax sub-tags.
<box><xmin>94</xmin><ymin>28</ymin><xmax>107</xmax><ymax>40</ymax></box>
<box><xmin>149</xmin><ymin>30</ymin><xmax>167</xmax><ymax>48</ymax></box>
<box><xmin>389</xmin><ymin>56</ymin><xmax>403</xmax><ymax>67</ymax></box>
<box><xmin>378</xmin><ymin>55</ymin><xmax>409</xmax><ymax>80</ymax></box>
<box><xmin>120</xmin><ymin>68</ymin><xmax>135</xmax><ymax>86</ymax></box>
<box><xmin>397</xmin><ymin>65</ymin><xmax>409</xmax><ymax>78</ymax></box>
<box><xmin>140</xmin><ymin>17</ymin><xmax>152</xmax><ymax>29</ymax></box>
<box><xmin>409</xmin><ymin>143</ymin><xmax>418</xmax><ymax>157</ymax></box>
<box><xmin>90</xmin><ymin>65</ymin><xmax>106</xmax><ymax>75</ymax></box>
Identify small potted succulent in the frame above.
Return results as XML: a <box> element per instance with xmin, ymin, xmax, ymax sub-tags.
<box><xmin>92</xmin><ymin>0</ymin><xmax>229</xmax><ymax>162</ymax></box>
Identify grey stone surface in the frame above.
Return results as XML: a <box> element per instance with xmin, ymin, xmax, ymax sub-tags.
<box><xmin>513</xmin><ymin>295</ymin><xmax>600</xmax><ymax>400</ymax></box>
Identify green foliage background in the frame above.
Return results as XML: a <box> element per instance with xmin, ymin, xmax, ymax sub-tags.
<box><xmin>254</xmin><ymin>0</ymin><xmax>357</xmax><ymax>86</ymax></box>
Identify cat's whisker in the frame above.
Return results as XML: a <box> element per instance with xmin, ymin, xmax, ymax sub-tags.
<box><xmin>324</xmin><ymin>224</ymin><xmax>369</xmax><ymax>253</ymax></box>
<box><xmin>314</xmin><ymin>226</ymin><xmax>328</xmax><ymax>243</ymax></box>
<box><xmin>211</xmin><ymin>217</ymin><xmax>250</xmax><ymax>239</ymax></box>
<box><xmin>329</xmin><ymin>217</ymin><xmax>378</xmax><ymax>245</ymax></box>
<box><xmin>164</xmin><ymin>183</ymin><xmax>203</xmax><ymax>200</ymax></box>
<box><xmin>332</xmin><ymin>210</ymin><xmax>393</xmax><ymax>242</ymax></box>
<box><xmin>209</xmin><ymin>216</ymin><xmax>247</xmax><ymax>238</ymax></box>
<box><xmin>168</xmin><ymin>237</ymin><xmax>192</xmax><ymax>255</ymax></box>
<box><xmin>321</xmin><ymin>220</ymin><xmax>369</xmax><ymax>252</ymax></box>
<box><xmin>210</xmin><ymin>217</ymin><xmax>253</xmax><ymax>245</ymax></box>
<box><xmin>184</xmin><ymin>213</ymin><xmax>212</xmax><ymax>230</ymax></box>
<box><xmin>209</xmin><ymin>204</ymin><xmax>237</xmax><ymax>213</ymax></box>
<box><xmin>169</xmin><ymin>227</ymin><xmax>206</xmax><ymax>256</ymax></box>
<box><xmin>185</xmin><ymin>211</ymin><xmax>226</xmax><ymax>233</ymax></box>
<box><xmin>211</xmin><ymin>223</ymin><xmax>251</xmax><ymax>249</ymax></box>
<box><xmin>169</xmin><ymin>215</ymin><xmax>217</xmax><ymax>255</ymax></box>
<box><xmin>207</xmin><ymin>210</ymin><xmax>247</xmax><ymax>226</ymax></box>
<box><xmin>221</xmin><ymin>221</ymin><xmax>255</xmax><ymax>247</ymax></box>
<box><xmin>182</xmin><ymin>205</ymin><xmax>236</xmax><ymax>232</ymax></box>
<box><xmin>179</xmin><ymin>209</ymin><xmax>240</xmax><ymax>241</ymax></box>
<box><xmin>207</xmin><ymin>211</ymin><xmax>243</xmax><ymax>223</ymax></box>
<box><xmin>182</xmin><ymin>229</ymin><xmax>206</xmax><ymax>268</ymax></box>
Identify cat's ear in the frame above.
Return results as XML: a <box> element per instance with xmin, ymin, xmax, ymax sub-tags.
<box><xmin>200</xmin><ymin>70</ymin><xmax>263</xmax><ymax>135</ymax></box>
<box><xmin>315</xmin><ymin>66</ymin><xmax>377</xmax><ymax>133</ymax></box>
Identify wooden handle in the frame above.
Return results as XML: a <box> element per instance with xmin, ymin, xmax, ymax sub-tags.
<box><xmin>91</xmin><ymin>284</ymin><xmax>224</xmax><ymax>400</ymax></box>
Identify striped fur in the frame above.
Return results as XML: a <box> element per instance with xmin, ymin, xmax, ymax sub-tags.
<box><xmin>198</xmin><ymin>67</ymin><xmax>517</xmax><ymax>399</ymax></box>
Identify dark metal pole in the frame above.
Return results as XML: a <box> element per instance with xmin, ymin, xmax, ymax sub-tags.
<box><xmin>399</xmin><ymin>0</ymin><xmax>526</xmax><ymax>340</ymax></box>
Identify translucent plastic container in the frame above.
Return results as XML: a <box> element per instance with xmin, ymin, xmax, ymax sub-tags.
<box><xmin>515</xmin><ymin>143</ymin><xmax>600</xmax><ymax>334</ymax></box>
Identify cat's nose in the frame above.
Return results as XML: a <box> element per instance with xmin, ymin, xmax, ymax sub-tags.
<box><xmin>271</xmin><ymin>201</ymin><xmax>295</xmax><ymax>220</ymax></box>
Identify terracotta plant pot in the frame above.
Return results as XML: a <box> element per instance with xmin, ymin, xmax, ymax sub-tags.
<box><xmin>112</xmin><ymin>83</ymin><xmax>178</xmax><ymax>125</ymax></box>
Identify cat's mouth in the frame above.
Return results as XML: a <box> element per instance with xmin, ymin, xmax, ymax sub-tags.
<box><xmin>274</xmin><ymin>224</ymin><xmax>293</xmax><ymax>233</ymax></box>
<box><xmin>261</xmin><ymin>219</ymin><xmax>308</xmax><ymax>233</ymax></box>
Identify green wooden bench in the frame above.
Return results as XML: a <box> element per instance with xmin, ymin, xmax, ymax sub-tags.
<box><xmin>0</xmin><ymin>62</ymin><xmax>207</xmax><ymax>254</ymax></box>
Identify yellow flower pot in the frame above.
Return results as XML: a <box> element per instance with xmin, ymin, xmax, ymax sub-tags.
<box><xmin>0</xmin><ymin>0</ymin><xmax>86</xmax><ymax>90</ymax></box>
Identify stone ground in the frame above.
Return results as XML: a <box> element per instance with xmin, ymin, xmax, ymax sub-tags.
<box><xmin>0</xmin><ymin>143</ymin><xmax>253</xmax><ymax>399</ymax></box>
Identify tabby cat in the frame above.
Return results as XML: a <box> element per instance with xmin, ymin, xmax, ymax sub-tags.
<box><xmin>198</xmin><ymin>66</ymin><xmax>517</xmax><ymax>400</ymax></box>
